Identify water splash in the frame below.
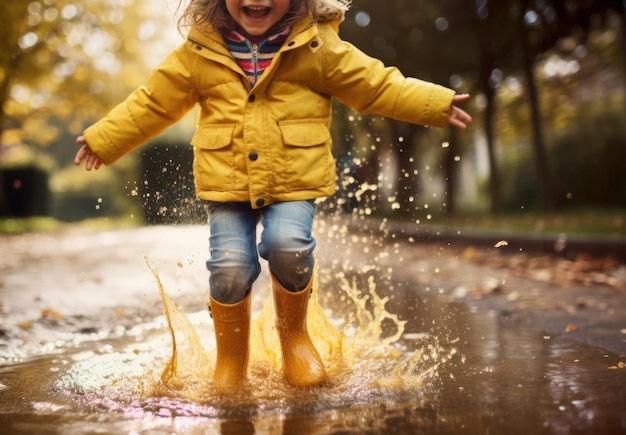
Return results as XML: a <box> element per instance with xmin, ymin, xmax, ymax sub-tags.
<box><xmin>56</xmin><ymin>259</ymin><xmax>456</xmax><ymax>415</ymax></box>
<box><xmin>149</xmin><ymin>260</ymin><xmax>212</xmax><ymax>395</ymax></box>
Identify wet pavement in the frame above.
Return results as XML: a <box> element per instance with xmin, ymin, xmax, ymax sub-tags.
<box><xmin>1</xmin><ymin>218</ymin><xmax>625</xmax><ymax>434</ymax></box>
<box><xmin>349</xmin><ymin>217</ymin><xmax>626</xmax><ymax>356</ymax></box>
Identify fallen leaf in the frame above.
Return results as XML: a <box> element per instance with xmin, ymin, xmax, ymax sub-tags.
<box><xmin>41</xmin><ymin>308</ymin><xmax>65</xmax><ymax>320</ymax></box>
<box><xmin>565</xmin><ymin>324</ymin><xmax>577</xmax><ymax>333</ymax></box>
<box><xmin>18</xmin><ymin>321</ymin><xmax>33</xmax><ymax>330</ymax></box>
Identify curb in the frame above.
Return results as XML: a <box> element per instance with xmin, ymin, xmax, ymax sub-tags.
<box><xmin>348</xmin><ymin>218</ymin><xmax>626</xmax><ymax>262</ymax></box>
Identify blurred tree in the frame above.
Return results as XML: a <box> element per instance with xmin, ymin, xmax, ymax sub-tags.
<box><xmin>341</xmin><ymin>0</ymin><xmax>625</xmax><ymax>217</ymax></box>
<box><xmin>341</xmin><ymin>0</ymin><xmax>472</xmax><ymax>217</ymax></box>
<box><xmin>509</xmin><ymin>0</ymin><xmax>626</xmax><ymax>211</ymax></box>
<box><xmin>0</xmin><ymin>2</ymin><xmax>31</xmax><ymax>214</ymax></box>
<box><xmin>0</xmin><ymin>0</ymin><xmax>172</xmax><ymax>215</ymax></box>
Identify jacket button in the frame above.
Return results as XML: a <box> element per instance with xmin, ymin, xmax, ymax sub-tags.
<box><xmin>311</xmin><ymin>41</ymin><xmax>319</xmax><ymax>47</ymax></box>
<box><xmin>256</xmin><ymin>198</ymin><xmax>265</xmax><ymax>207</ymax></box>
<box><xmin>249</xmin><ymin>151</ymin><xmax>258</xmax><ymax>161</ymax></box>
<box><xmin>248</xmin><ymin>94</ymin><xmax>255</xmax><ymax>103</ymax></box>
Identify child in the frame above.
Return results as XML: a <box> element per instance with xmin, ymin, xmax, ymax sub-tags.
<box><xmin>74</xmin><ymin>0</ymin><xmax>472</xmax><ymax>390</ymax></box>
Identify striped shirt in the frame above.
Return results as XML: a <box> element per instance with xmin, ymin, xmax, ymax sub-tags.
<box><xmin>223</xmin><ymin>27</ymin><xmax>290</xmax><ymax>86</ymax></box>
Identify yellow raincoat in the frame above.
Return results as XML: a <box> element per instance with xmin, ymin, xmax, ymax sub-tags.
<box><xmin>83</xmin><ymin>15</ymin><xmax>455</xmax><ymax>208</ymax></box>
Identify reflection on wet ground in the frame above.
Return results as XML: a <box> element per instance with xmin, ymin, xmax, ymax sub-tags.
<box><xmin>1</xmin><ymin>278</ymin><xmax>625</xmax><ymax>434</ymax></box>
<box><xmin>1</xmin><ymin>225</ymin><xmax>625</xmax><ymax>434</ymax></box>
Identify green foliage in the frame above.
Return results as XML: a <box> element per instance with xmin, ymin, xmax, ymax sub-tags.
<box><xmin>499</xmin><ymin>109</ymin><xmax>626</xmax><ymax>211</ymax></box>
<box><xmin>500</xmin><ymin>150</ymin><xmax>541</xmax><ymax>211</ymax></box>
<box><xmin>550</xmin><ymin>113</ymin><xmax>626</xmax><ymax>208</ymax></box>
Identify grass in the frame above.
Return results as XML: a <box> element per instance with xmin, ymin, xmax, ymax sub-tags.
<box><xmin>0</xmin><ymin>217</ymin><xmax>60</xmax><ymax>234</ymax></box>
<box><xmin>425</xmin><ymin>209</ymin><xmax>626</xmax><ymax>238</ymax></box>
<box><xmin>0</xmin><ymin>215</ymin><xmax>140</xmax><ymax>235</ymax></box>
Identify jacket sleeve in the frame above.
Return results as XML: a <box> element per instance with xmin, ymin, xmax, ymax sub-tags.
<box><xmin>83</xmin><ymin>44</ymin><xmax>199</xmax><ymax>165</ymax></box>
<box><xmin>320</xmin><ymin>26</ymin><xmax>455</xmax><ymax>128</ymax></box>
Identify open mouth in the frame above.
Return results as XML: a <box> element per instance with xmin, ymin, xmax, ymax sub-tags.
<box><xmin>244</xmin><ymin>6</ymin><xmax>271</xmax><ymax>19</ymax></box>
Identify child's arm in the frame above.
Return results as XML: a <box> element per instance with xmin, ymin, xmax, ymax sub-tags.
<box><xmin>319</xmin><ymin>26</ymin><xmax>469</xmax><ymax>129</ymax></box>
<box><xmin>74</xmin><ymin>136</ymin><xmax>103</xmax><ymax>171</ymax></box>
<box><xmin>447</xmin><ymin>94</ymin><xmax>472</xmax><ymax>129</ymax></box>
<box><xmin>79</xmin><ymin>45</ymin><xmax>198</xmax><ymax>166</ymax></box>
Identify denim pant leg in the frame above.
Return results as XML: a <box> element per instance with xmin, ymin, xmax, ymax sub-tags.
<box><xmin>259</xmin><ymin>200</ymin><xmax>316</xmax><ymax>292</ymax></box>
<box><xmin>206</xmin><ymin>202</ymin><xmax>261</xmax><ymax>304</ymax></box>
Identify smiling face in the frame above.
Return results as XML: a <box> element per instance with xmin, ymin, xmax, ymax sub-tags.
<box><xmin>225</xmin><ymin>0</ymin><xmax>291</xmax><ymax>36</ymax></box>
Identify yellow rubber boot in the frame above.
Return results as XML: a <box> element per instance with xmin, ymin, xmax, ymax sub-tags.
<box><xmin>272</xmin><ymin>273</ymin><xmax>326</xmax><ymax>387</ymax></box>
<box><xmin>208</xmin><ymin>293</ymin><xmax>251</xmax><ymax>390</ymax></box>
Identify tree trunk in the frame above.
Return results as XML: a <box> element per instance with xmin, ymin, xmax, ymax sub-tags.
<box><xmin>0</xmin><ymin>121</ymin><xmax>7</xmax><ymax>216</ymax></box>
<box><xmin>481</xmin><ymin>68</ymin><xmax>501</xmax><ymax>215</ymax></box>
<box><xmin>620</xmin><ymin>0</ymin><xmax>626</xmax><ymax>115</ymax></box>
<box><xmin>520</xmin><ymin>11</ymin><xmax>555</xmax><ymax>212</ymax></box>
<box><xmin>442</xmin><ymin>128</ymin><xmax>458</xmax><ymax>215</ymax></box>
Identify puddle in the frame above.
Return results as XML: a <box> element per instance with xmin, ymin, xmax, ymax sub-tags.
<box><xmin>1</xmin><ymin>267</ymin><xmax>625</xmax><ymax>434</ymax></box>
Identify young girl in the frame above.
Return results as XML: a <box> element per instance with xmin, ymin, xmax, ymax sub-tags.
<box><xmin>74</xmin><ymin>0</ymin><xmax>472</xmax><ymax>390</ymax></box>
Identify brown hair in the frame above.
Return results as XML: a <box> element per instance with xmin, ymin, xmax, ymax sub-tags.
<box><xmin>176</xmin><ymin>0</ymin><xmax>350</xmax><ymax>33</ymax></box>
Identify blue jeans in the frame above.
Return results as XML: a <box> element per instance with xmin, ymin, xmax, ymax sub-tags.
<box><xmin>206</xmin><ymin>200</ymin><xmax>316</xmax><ymax>304</ymax></box>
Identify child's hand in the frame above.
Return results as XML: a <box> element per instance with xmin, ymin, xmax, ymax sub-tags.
<box><xmin>447</xmin><ymin>94</ymin><xmax>472</xmax><ymax>129</ymax></box>
<box><xmin>74</xmin><ymin>136</ymin><xmax>103</xmax><ymax>170</ymax></box>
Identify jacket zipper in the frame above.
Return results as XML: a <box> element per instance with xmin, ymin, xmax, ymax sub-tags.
<box><xmin>252</xmin><ymin>44</ymin><xmax>259</xmax><ymax>86</ymax></box>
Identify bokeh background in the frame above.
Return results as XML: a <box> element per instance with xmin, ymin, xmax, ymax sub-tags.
<box><xmin>1</xmin><ymin>0</ymin><xmax>625</xmax><ymax>233</ymax></box>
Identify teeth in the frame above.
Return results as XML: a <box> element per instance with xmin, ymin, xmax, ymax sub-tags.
<box><xmin>244</xmin><ymin>5</ymin><xmax>269</xmax><ymax>17</ymax></box>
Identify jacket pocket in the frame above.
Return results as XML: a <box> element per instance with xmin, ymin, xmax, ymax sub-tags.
<box><xmin>191</xmin><ymin>124</ymin><xmax>237</xmax><ymax>191</ymax></box>
<box><xmin>278</xmin><ymin>119</ymin><xmax>333</xmax><ymax>190</ymax></box>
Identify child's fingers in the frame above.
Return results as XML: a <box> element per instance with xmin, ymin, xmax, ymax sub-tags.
<box><xmin>455</xmin><ymin>107</ymin><xmax>472</xmax><ymax>125</ymax></box>
<box><xmin>74</xmin><ymin>146</ymin><xmax>89</xmax><ymax>165</ymax></box>
<box><xmin>452</xmin><ymin>93</ymin><xmax>470</xmax><ymax>104</ymax></box>
<box><xmin>74</xmin><ymin>143</ymin><xmax>102</xmax><ymax>170</ymax></box>
<box><xmin>87</xmin><ymin>154</ymin><xmax>102</xmax><ymax>170</ymax></box>
<box><xmin>449</xmin><ymin>118</ymin><xmax>467</xmax><ymax>129</ymax></box>
<box><xmin>448</xmin><ymin>106</ymin><xmax>472</xmax><ymax>129</ymax></box>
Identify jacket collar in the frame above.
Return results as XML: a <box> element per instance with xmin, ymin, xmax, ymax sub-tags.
<box><xmin>185</xmin><ymin>15</ymin><xmax>320</xmax><ymax>88</ymax></box>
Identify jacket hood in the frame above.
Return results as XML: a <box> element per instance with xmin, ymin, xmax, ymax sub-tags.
<box><xmin>315</xmin><ymin>0</ymin><xmax>351</xmax><ymax>22</ymax></box>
